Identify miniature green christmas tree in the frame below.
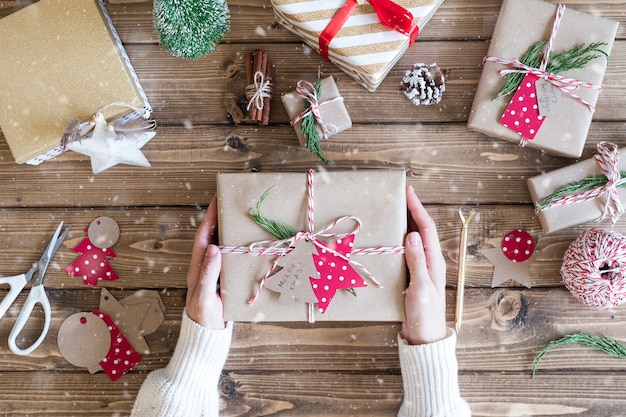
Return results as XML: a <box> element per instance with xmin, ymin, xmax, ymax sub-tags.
<box><xmin>153</xmin><ymin>0</ymin><xmax>230</xmax><ymax>59</ymax></box>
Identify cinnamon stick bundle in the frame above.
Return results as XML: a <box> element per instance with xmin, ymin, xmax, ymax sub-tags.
<box><xmin>245</xmin><ymin>50</ymin><xmax>274</xmax><ymax>125</ymax></box>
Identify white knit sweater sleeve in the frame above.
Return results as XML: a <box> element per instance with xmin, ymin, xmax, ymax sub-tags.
<box><xmin>397</xmin><ymin>329</ymin><xmax>471</xmax><ymax>417</ymax></box>
<box><xmin>130</xmin><ymin>309</ymin><xmax>233</xmax><ymax>417</ymax></box>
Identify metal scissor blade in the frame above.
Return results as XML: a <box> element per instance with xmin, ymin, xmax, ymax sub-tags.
<box><xmin>33</xmin><ymin>221</ymin><xmax>69</xmax><ymax>285</ymax></box>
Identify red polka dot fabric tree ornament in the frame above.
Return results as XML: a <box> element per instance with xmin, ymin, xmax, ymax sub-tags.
<box><xmin>65</xmin><ymin>216</ymin><xmax>120</xmax><ymax>286</ymax></box>
<box><xmin>500</xmin><ymin>73</ymin><xmax>546</xmax><ymax>143</ymax></box>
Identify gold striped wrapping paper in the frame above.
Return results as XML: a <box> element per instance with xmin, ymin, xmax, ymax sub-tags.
<box><xmin>271</xmin><ymin>0</ymin><xmax>444</xmax><ymax>92</ymax></box>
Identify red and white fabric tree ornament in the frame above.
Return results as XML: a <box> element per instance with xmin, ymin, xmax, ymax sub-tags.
<box><xmin>57</xmin><ymin>310</ymin><xmax>142</xmax><ymax>381</ymax></box>
<box><xmin>93</xmin><ymin>309</ymin><xmax>142</xmax><ymax>381</ymax></box>
<box><xmin>65</xmin><ymin>216</ymin><xmax>120</xmax><ymax>286</ymax></box>
<box><xmin>310</xmin><ymin>234</ymin><xmax>367</xmax><ymax>313</ymax></box>
<box><xmin>482</xmin><ymin>229</ymin><xmax>536</xmax><ymax>288</ymax></box>
<box><xmin>500</xmin><ymin>73</ymin><xmax>547</xmax><ymax>143</ymax></box>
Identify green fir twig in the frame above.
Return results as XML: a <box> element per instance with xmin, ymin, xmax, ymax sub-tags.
<box><xmin>536</xmin><ymin>171</ymin><xmax>626</xmax><ymax>211</ymax></box>
<box><xmin>302</xmin><ymin>79</ymin><xmax>334</xmax><ymax>165</ymax></box>
<box><xmin>495</xmin><ymin>40</ymin><xmax>609</xmax><ymax>99</ymax></box>
<box><xmin>249</xmin><ymin>186</ymin><xmax>296</xmax><ymax>240</ymax></box>
<box><xmin>532</xmin><ymin>332</ymin><xmax>626</xmax><ymax>378</ymax></box>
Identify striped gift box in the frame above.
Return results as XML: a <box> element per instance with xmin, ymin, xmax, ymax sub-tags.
<box><xmin>271</xmin><ymin>0</ymin><xmax>444</xmax><ymax>92</ymax></box>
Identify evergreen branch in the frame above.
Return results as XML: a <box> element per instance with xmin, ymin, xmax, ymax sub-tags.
<box><xmin>495</xmin><ymin>40</ymin><xmax>608</xmax><ymax>99</ymax></box>
<box><xmin>532</xmin><ymin>332</ymin><xmax>626</xmax><ymax>378</ymax></box>
<box><xmin>535</xmin><ymin>171</ymin><xmax>626</xmax><ymax>210</ymax></box>
<box><xmin>249</xmin><ymin>187</ymin><xmax>296</xmax><ymax>240</ymax></box>
<box><xmin>302</xmin><ymin>79</ymin><xmax>333</xmax><ymax>165</ymax></box>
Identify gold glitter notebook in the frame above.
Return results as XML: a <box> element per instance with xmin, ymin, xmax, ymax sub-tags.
<box><xmin>0</xmin><ymin>0</ymin><xmax>150</xmax><ymax>164</ymax></box>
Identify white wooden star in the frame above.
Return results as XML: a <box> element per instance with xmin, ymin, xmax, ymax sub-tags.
<box><xmin>66</xmin><ymin>112</ymin><xmax>155</xmax><ymax>174</ymax></box>
<box><xmin>482</xmin><ymin>247</ymin><xmax>533</xmax><ymax>288</ymax></box>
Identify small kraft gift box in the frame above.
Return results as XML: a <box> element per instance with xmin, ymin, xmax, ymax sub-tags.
<box><xmin>270</xmin><ymin>0</ymin><xmax>444</xmax><ymax>92</ymax></box>
<box><xmin>0</xmin><ymin>0</ymin><xmax>150</xmax><ymax>165</ymax></box>
<box><xmin>282</xmin><ymin>76</ymin><xmax>351</xmax><ymax>147</ymax></box>
<box><xmin>528</xmin><ymin>142</ymin><xmax>626</xmax><ymax>233</ymax></box>
<box><xmin>217</xmin><ymin>170</ymin><xmax>407</xmax><ymax>322</ymax></box>
<box><xmin>467</xmin><ymin>0</ymin><xmax>619</xmax><ymax>159</ymax></box>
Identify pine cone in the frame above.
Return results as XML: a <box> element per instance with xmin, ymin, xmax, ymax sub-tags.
<box><xmin>401</xmin><ymin>63</ymin><xmax>445</xmax><ymax>106</ymax></box>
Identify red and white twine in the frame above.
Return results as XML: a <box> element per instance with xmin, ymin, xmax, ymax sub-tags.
<box><xmin>219</xmin><ymin>170</ymin><xmax>405</xmax><ymax>304</ymax></box>
<box><xmin>289</xmin><ymin>80</ymin><xmax>341</xmax><ymax>139</ymax></box>
<box><xmin>561</xmin><ymin>228</ymin><xmax>626</xmax><ymax>310</ymax></box>
<box><xmin>537</xmin><ymin>141</ymin><xmax>626</xmax><ymax>224</ymax></box>
<box><xmin>484</xmin><ymin>4</ymin><xmax>601</xmax><ymax>112</ymax></box>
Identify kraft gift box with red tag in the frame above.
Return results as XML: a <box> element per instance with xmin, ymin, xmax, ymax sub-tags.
<box><xmin>271</xmin><ymin>0</ymin><xmax>444</xmax><ymax>92</ymax></box>
<box><xmin>217</xmin><ymin>170</ymin><xmax>407</xmax><ymax>322</ymax></box>
<box><xmin>467</xmin><ymin>0</ymin><xmax>618</xmax><ymax>158</ymax></box>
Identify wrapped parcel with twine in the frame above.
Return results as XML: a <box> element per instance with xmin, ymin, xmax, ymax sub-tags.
<box><xmin>528</xmin><ymin>142</ymin><xmax>626</xmax><ymax>233</ymax></box>
<box><xmin>216</xmin><ymin>170</ymin><xmax>407</xmax><ymax>322</ymax></box>
<box><xmin>467</xmin><ymin>0</ymin><xmax>618</xmax><ymax>158</ymax></box>
<box><xmin>282</xmin><ymin>76</ymin><xmax>351</xmax><ymax>164</ymax></box>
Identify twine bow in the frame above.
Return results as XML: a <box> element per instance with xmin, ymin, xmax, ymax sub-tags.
<box><xmin>319</xmin><ymin>0</ymin><xmax>419</xmax><ymax>59</ymax></box>
<box><xmin>290</xmin><ymin>80</ymin><xmax>341</xmax><ymax>139</ymax></box>
<box><xmin>536</xmin><ymin>141</ymin><xmax>626</xmax><ymax>224</ymax></box>
<box><xmin>246</xmin><ymin>71</ymin><xmax>273</xmax><ymax>111</ymax></box>
<box><xmin>484</xmin><ymin>4</ymin><xmax>602</xmax><ymax>113</ymax></box>
<box><xmin>219</xmin><ymin>170</ymin><xmax>405</xmax><ymax>305</ymax></box>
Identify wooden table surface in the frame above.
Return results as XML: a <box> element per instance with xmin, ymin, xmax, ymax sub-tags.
<box><xmin>1</xmin><ymin>1</ymin><xmax>626</xmax><ymax>416</ymax></box>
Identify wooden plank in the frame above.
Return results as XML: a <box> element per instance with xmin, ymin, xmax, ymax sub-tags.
<box><xmin>6</xmin><ymin>0</ymin><xmax>616</xmax><ymax>44</ymax></box>
<box><xmin>126</xmin><ymin>41</ymin><xmax>626</xmax><ymax>125</ymax></box>
<box><xmin>3</xmin><ymin>124</ymin><xmax>626</xmax><ymax>208</ymax></box>
<box><xmin>0</xmin><ymin>370</ymin><xmax>624</xmax><ymax>416</ymax></box>
<box><xmin>2</xmin><ymin>286</ymin><xmax>626</xmax><ymax>374</ymax></box>
<box><xmin>0</xmin><ymin>205</ymin><xmax>625</xmax><ymax>291</ymax></box>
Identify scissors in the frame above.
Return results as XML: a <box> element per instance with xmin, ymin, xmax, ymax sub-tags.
<box><xmin>0</xmin><ymin>221</ymin><xmax>70</xmax><ymax>355</ymax></box>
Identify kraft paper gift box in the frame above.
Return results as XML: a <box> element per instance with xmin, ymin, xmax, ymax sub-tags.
<box><xmin>217</xmin><ymin>170</ymin><xmax>407</xmax><ymax>322</ymax></box>
<box><xmin>271</xmin><ymin>0</ymin><xmax>444</xmax><ymax>92</ymax></box>
<box><xmin>0</xmin><ymin>0</ymin><xmax>150</xmax><ymax>165</ymax></box>
<box><xmin>282</xmin><ymin>77</ymin><xmax>351</xmax><ymax>146</ymax></box>
<box><xmin>527</xmin><ymin>143</ymin><xmax>626</xmax><ymax>233</ymax></box>
<box><xmin>467</xmin><ymin>0</ymin><xmax>618</xmax><ymax>159</ymax></box>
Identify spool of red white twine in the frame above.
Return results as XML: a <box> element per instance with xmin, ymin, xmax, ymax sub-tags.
<box><xmin>561</xmin><ymin>228</ymin><xmax>626</xmax><ymax>310</ymax></box>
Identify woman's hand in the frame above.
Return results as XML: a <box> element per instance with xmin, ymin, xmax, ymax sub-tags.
<box><xmin>186</xmin><ymin>196</ymin><xmax>226</xmax><ymax>329</ymax></box>
<box><xmin>402</xmin><ymin>186</ymin><xmax>448</xmax><ymax>345</ymax></box>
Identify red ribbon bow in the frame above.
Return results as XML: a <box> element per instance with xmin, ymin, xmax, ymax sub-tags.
<box><xmin>319</xmin><ymin>0</ymin><xmax>419</xmax><ymax>59</ymax></box>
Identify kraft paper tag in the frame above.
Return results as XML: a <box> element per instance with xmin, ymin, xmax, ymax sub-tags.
<box><xmin>536</xmin><ymin>77</ymin><xmax>564</xmax><ymax>117</ymax></box>
<box><xmin>264</xmin><ymin>240</ymin><xmax>319</xmax><ymax>304</ymax></box>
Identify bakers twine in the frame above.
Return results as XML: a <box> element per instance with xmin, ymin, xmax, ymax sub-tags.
<box><xmin>561</xmin><ymin>228</ymin><xmax>626</xmax><ymax>310</ymax></box>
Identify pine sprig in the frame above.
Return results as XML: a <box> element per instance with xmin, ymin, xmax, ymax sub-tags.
<box><xmin>535</xmin><ymin>171</ymin><xmax>626</xmax><ymax>210</ymax></box>
<box><xmin>302</xmin><ymin>79</ymin><xmax>333</xmax><ymax>165</ymax></box>
<box><xmin>249</xmin><ymin>187</ymin><xmax>296</xmax><ymax>240</ymax></box>
<box><xmin>495</xmin><ymin>40</ymin><xmax>609</xmax><ymax>99</ymax></box>
<box><xmin>532</xmin><ymin>332</ymin><xmax>626</xmax><ymax>378</ymax></box>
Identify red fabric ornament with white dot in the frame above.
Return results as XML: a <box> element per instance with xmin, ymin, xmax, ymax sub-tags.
<box><xmin>93</xmin><ymin>309</ymin><xmax>141</xmax><ymax>381</ymax></box>
<box><xmin>309</xmin><ymin>234</ymin><xmax>367</xmax><ymax>314</ymax></box>
<box><xmin>64</xmin><ymin>217</ymin><xmax>120</xmax><ymax>286</ymax></box>
<box><xmin>501</xmin><ymin>229</ymin><xmax>535</xmax><ymax>262</ymax></box>
<box><xmin>500</xmin><ymin>73</ymin><xmax>546</xmax><ymax>141</ymax></box>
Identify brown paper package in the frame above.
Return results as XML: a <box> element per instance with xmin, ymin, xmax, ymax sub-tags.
<box><xmin>467</xmin><ymin>0</ymin><xmax>619</xmax><ymax>159</ymax></box>
<box><xmin>282</xmin><ymin>77</ymin><xmax>352</xmax><ymax>146</ymax></box>
<box><xmin>217</xmin><ymin>170</ymin><xmax>407</xmax><ymax>322</ymax></box>
<box><xmin>527</xmin><ymin>148</ymin><xmax>626</xmax><ymax>233</ymax></box>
